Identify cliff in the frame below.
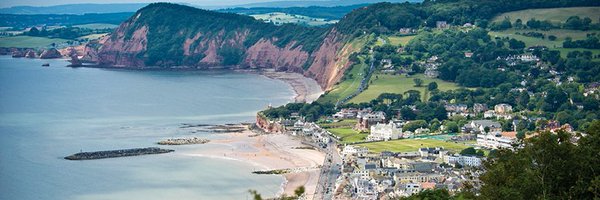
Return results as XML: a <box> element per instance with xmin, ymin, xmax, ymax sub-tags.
<box><xmin>94</xmin><ymin>3</ymin><xmax>347</xmax><ymax>90</ymax></box>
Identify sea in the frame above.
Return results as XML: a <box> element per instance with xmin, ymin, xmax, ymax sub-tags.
<box><xmin>0</xmin><ymin>56</ymin><xmax>295</xmax><ymax>200</ymax></box>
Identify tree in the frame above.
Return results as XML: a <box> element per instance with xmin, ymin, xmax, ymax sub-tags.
<box><xmin>508</xmin><ymin>38</ymin><xmax>525</xmax><ymax>49</ymax></box>
<box><xmin>428</xmin><ymin>82</ymin><xmax>438</xmax><ymax>91</ymax></box>
<box><xmin>413</xmin><ymin>78</ymin><xmax>424</xmax><ymax>87</ymax></box>
<box><xmin>460</xmin><ymin>147</ymin><xmax>477</xmax><ymax>155</ymax></box>
<box><xmin>479</xmin><ymin>120</ymin><xmax>600</xmax><ymax>199</ymax></box>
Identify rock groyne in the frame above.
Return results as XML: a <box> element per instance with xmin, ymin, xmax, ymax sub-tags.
<box><xmin>157</xmin><ymin>137</ymin><xmax>210</xmax><ymax>145</ymax></box>
<box><xmin>64</xmin><ymin>147</ymin><xmax>174</xmax><ymax>160</ymax></box>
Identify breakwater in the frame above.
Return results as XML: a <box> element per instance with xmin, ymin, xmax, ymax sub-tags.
<box><xmin>64</xmin><ymin>147</ymin><xmax>174</xmax><ymax>160</ymax></box>
<box><xmin>157</xmin><ymin>137</ymin><xmax>210</xmax><ymax>145</ymax></box>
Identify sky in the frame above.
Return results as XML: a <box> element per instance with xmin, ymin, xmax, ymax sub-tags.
<box><xmin>0</xmin><ymin>0</ymin><xmax>286</xmax><ymax>7</ymax></box>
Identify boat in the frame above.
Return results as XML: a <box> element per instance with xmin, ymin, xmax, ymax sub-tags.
<box><xmin>42</xmin><ymin>63</ymin><xmax>50</xmax><ymax>67</ymax></box>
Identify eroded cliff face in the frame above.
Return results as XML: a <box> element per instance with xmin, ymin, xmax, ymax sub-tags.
<box><xmin>97</xmin><ymin>14</ymin><xmax>148</xmax><ymax>67</ymax></box>
<box><xmin>306</xmin><ymin>29</ymin><xmax>353</xmax><ymax>90</ymax></box>
<box><xmin>244</xmin><ymin>39</ymin><xmax>309</xmax><ymax>73</ymax></box>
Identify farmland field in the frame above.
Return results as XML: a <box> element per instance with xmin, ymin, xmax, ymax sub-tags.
<box><xmin>251</xmin><ymin>12</ymin><xmax>338</xmax><ymax>26</ymax></box>
<box><xmin>492</xmin><ymin>7</ymin><xmax>600</xmax><ymax>24</ymax></box>
<box><xmin>73</xmin><ymin>23</ymin><xmax>118</xmax><ymax>29</ymax></box>
<box><xmin>0</xmin><ymin>36</ymin><xmax>70</xmax><ymax>48</ymax></box>
<box><xmin>350</xmin><ymin>74</ymin><xmax>461</xmax><ymax>103</ymax></box>
<box><xmin>490</xmin><ymin>29</ymin><xmax>600</xmax><ymax>59</ymax></box>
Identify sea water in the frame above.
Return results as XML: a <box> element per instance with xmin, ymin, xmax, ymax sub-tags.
<box><xmin>0</xmin><ymin>56</ymin><xmax>294</xmax><ymax>200</ymax></box>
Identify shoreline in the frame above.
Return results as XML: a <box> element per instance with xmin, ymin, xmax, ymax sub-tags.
<box><xmin>257</xmin><ymin>70</ymin><xmax>324</xmax><ymax>103</ymax></box>
<box><xmin>182</xmin><ymin>130</ymin><xmax>325</xmax><ymax>199</ymax></box>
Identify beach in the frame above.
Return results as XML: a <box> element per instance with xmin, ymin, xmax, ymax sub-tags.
<box><xmin>184</xmin><ymin>130</ymin><xmax>325</xmax><ymax>199</ymax></box>
<box><xmin>260</xmin><ymin>71</ymin><xmax>324</xmax><ymax>103</ymax></box>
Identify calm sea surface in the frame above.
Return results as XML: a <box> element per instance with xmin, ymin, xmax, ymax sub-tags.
<box><xmin>0</xmin><ymin>56</ymin><xmax>294</xmax><ymax>200</ymax></box>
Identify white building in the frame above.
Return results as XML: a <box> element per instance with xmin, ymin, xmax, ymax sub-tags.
<box><xmin>477</xmin><ymin>132</ymin><xmax>517</xmax><ymax>149</ymax></box>
<box><xmin>367</xmin><ymin>121</ymin><xmax>402</xmax><ymax>141</ymax></box>
<box><xmin>494</xmin><ymin>104</ymin><xmax>513</xmax><ymax>114</ymax></box>
<box><xmin>343</xmin><ymin>145</ymin><xmax>369</xmax><ymax>157</ymax></box>
<box><xmin>445</xmin><ymin>155</ymin><xmax>483</xmax><ymax>167</ymax></box>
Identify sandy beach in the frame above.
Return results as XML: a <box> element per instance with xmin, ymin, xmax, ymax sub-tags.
<box><xmin>260</xmin><ymin>71</ymin><xmax>324</xmax><ymax>103</ymax></box>
<box><xmin>183</xmin><ymin>130</ymin><xmax>325</xmax><ymax>199</ymax></box>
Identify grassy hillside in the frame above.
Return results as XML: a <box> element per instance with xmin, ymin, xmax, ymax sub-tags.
<box><xmin>0</xmin><ymin>36</ymin><xmax>69</xmax><ymax>48</ymax></box>
<box><xmin>350</xmin><ymin>74</ymin><xmax>461</xmax><ymax>103</ymax></box>
<box><xmin>492</xmin><ymin>7</ymin><xmax>600</xmax><ymax>24</ymax></box>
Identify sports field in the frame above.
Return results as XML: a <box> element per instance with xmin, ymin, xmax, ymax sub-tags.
<box><xmin>357</xmin><ymin>138</ymin><xmax>470</xmax><ymax>153</ymax></box>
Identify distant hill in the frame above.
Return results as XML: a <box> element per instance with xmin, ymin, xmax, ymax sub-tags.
<box><xmin>0</xmin><ymin>3</ymin><xmax>147</xmax><ymax>14</ymax></box>
<box><xmin>220</xmin><ymin>4</ymin><xmax>367</xmax><ymax>20</ymax></box>
<box><xmin>235</xmin><ymin>0</ymin><xmax>422</xmax><ymax>8</ymax></box>
<box><xmin>0</xmin><ymin>13</ymin><xmax>134</xmax><ymax>28</ymax></box>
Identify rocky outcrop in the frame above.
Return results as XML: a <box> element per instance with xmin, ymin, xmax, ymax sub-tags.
<box><xmin>25</xmin><ymin>50</ymin><xmax>37</xmax><ymax>58</ymax></box>
<box><xmin>39</xmin><ymin>48</ymin><xmax>63</xmax><ymax>59</ymax></box>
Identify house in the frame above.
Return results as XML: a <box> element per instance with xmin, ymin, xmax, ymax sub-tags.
<box><xmin>477</xmin><ymin>131</ymin><xmax>517</xmax><ymax>149</ymax></box>
<box><xmin>464</xmin><ymin>52</ymin><xmax>473</xmax><ymax>58</ymax></box>
<box><xmin>418</xmin><ymin>147</ymin><xmax>447</xmax><ymax>159</ymax></box>
<box><xmin>333</xmin><ymin>108</ymin><xmax>359</xmax><ymax>119</ymax></box>
<box><xmin>399</xmin><ymin>28</ymin><xmax>416</xmax><ymax>35</ymax></box>
<box><xmin>445</xmin><ymin>104</ymin><xmax>468</xmax><ymax>113</ymax></box>
<box><xmin>473</xmin><ymin>103</ymin><xmax>488</xmax><ymax>113</ymax></box>
<box><xmin>494</xmin><ymin>104</ymin><xmax>513</xmax><ymax>114</ymax></box>
<box><xmin>357</xmin><ymin>111</ymin><xmax>386</xmax><ymax>131</ymax></box>
<box><xmin>424</xmin><ymin>68</ymin><xmax>439</xmax><ymax>78</ymax></box>
<box><xmin>463</xmin><ymin>120</ymin><xmax>502</xmax><ymax>133</ymax></box>
<box><xmin>436</xmin><ymin>21</ymin><xmax>449</xmax><ymax>29</ymax></box>
<box><xmin>343</xmin><ymin>145</ymin><xmax>369</xmax><ymax>158</ymax></box>
<box><xmin>367</xmin><ymin>121</ymin><xmax>402</xmax><ymax>141</ymax></box>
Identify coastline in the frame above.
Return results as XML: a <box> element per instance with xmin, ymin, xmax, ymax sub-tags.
<box><xmin>183</xmin><ymin>130</ymin><xmax>325</xmax><ymax>199</ymax></box>
<box><xmin>258</xmin><ymin>70</ymin><xmax>324</xmax><ymax>103</ymax></box>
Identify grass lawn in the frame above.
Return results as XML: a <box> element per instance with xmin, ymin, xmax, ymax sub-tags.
<box><xmin>357</xmin><ymin>139</ymin><xmax>470</xmax><ymax>153</ymax></box>
<box><xmin>492</xmin><ymin>7</ymin><xmax>600</xmax><ymax>24</ymax></box>
<box><xmin>319</xmin><ymin>119</ymin><xmax>357</xmax><ymax>129</ymax></box>
<box><xmin>386</xmin><ymin>35</ymin><xmax>416</xmax><ymax>46</ymax></box>
<box><xmin>327</xmin><ymin>128</ymin><xmax>366</xmax><ymax>144</ymax></box>
<box><xmin>490</xmin><ymin>29</ymin><xmax>600</xmax><ymax>59</ymax></box>
<box><xmin>349</xmin><ymin>73</ymin><xmax>461</xmax><ymax>103</ymax></box>
<box><xmin>251</xmin><ymin>12</ymin><xmax>338</xmax><ymax>26</ymax></box>
<box><xmin>0</xmin><ymin>36</ymin><xmax>70</xmax><ymax>48</ymax></box>
<box><xmin>73</xmin><ymin>23</ymin><xmax>118</xmax><ymax>29</ymax></box>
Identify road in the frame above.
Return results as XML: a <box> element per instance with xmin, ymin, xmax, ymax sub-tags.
<box><xmin>313</xmin><ymin>136</ymin><xmax>343</xmax><ymax>200</ymax></box>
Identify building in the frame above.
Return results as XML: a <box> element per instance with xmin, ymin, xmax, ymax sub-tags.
<box><xmin>333</xmin><ymin>108</ymin><xmax>359</xmax><ymax>119</ymax></box>
<box><xmin>473</xmin><ymin>103</ymin><xmax>488</xmax><ymax>113</ymax></box>
<box><xmin>343</xmin><ymin>145</ymin><xmax>369</xmax><ymax>157</ymax></box>
<box><xmin>357</xmin><ymin>111</ymin><xmax>386</xmax><ymax>131</ymax></box>
<box><xmin>494</xmin><ymin>104</ymin><xmax>513</xmax><ymax>114</ymax></box>
<box><xmin>444</xmin><ymin>155</ymin><xmax>483</xmax><ymax>167</ymax></box>
<box><xmin>367</xmin><ymin>121</ymin><xmax>402</xmax><ymax>141</ymax></box>
<box><xmin>477</xmin><ymin>131</ymin><xmax>517</xmax><ymax>149</ymax></box>
<box><xmin>436</xmin><ymin>21</ymin><xmax>449</xmax><ymax>29</ymax></box>
<box><xmin>445</xmin><ymin>104</ymin><xmax>468</xmax><ymax>113</ymax></box>
<box><xmin>418</xmin><ymin>147</ymin><xmax>447</xmax><ymax>159</ymax></box>
<box><xmin>463</xmin><ymin>120</ymin><xmax>502</xmax><ymax>133</ymax></box>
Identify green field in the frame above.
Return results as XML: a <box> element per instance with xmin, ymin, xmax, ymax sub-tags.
<box><xmin>74</xmin><ymin>23</ymin><xmax>119</xmax><ymax>29</ymax></box>
<box><xmin>319</xmin><ymin>119</ymin><xmax>357</xmax><ymax>129</ymax></box>
<box><xmin>349</xmin><ymin>74</ymin><xmax>461</xmax><ymax>103</ymax></box>
<box><xmin>251</xmin><ymin>12</ymin><xmax>338</xmax><ymax>26</ymax></box>
<box><xmin>492</xmin><ymin>7</ymin><xmax>600</xmax><ymax>24</ymax></box>
<box><xmin>490</xmin><ymin>29</ymin><xmax>600</xmax><ymax>58</ymax></box>
<box><xmin>327</xmin><ymin>128</ymin><xmax>366</xmax><ymax>144</ymax></box>
<box><xmin>357</xmin><ymin>139</ymin><xmax>470</xmax><ymax>153</ymax></box>
<box><xmin>0</xmin><ymin>36</ymin><xmax>70</xmax><ymax>48</ymax></box>
<box><xmin>386</xmin><ymin>35</ymin><xmax>416</xmax><ymax>46</ymax></box>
